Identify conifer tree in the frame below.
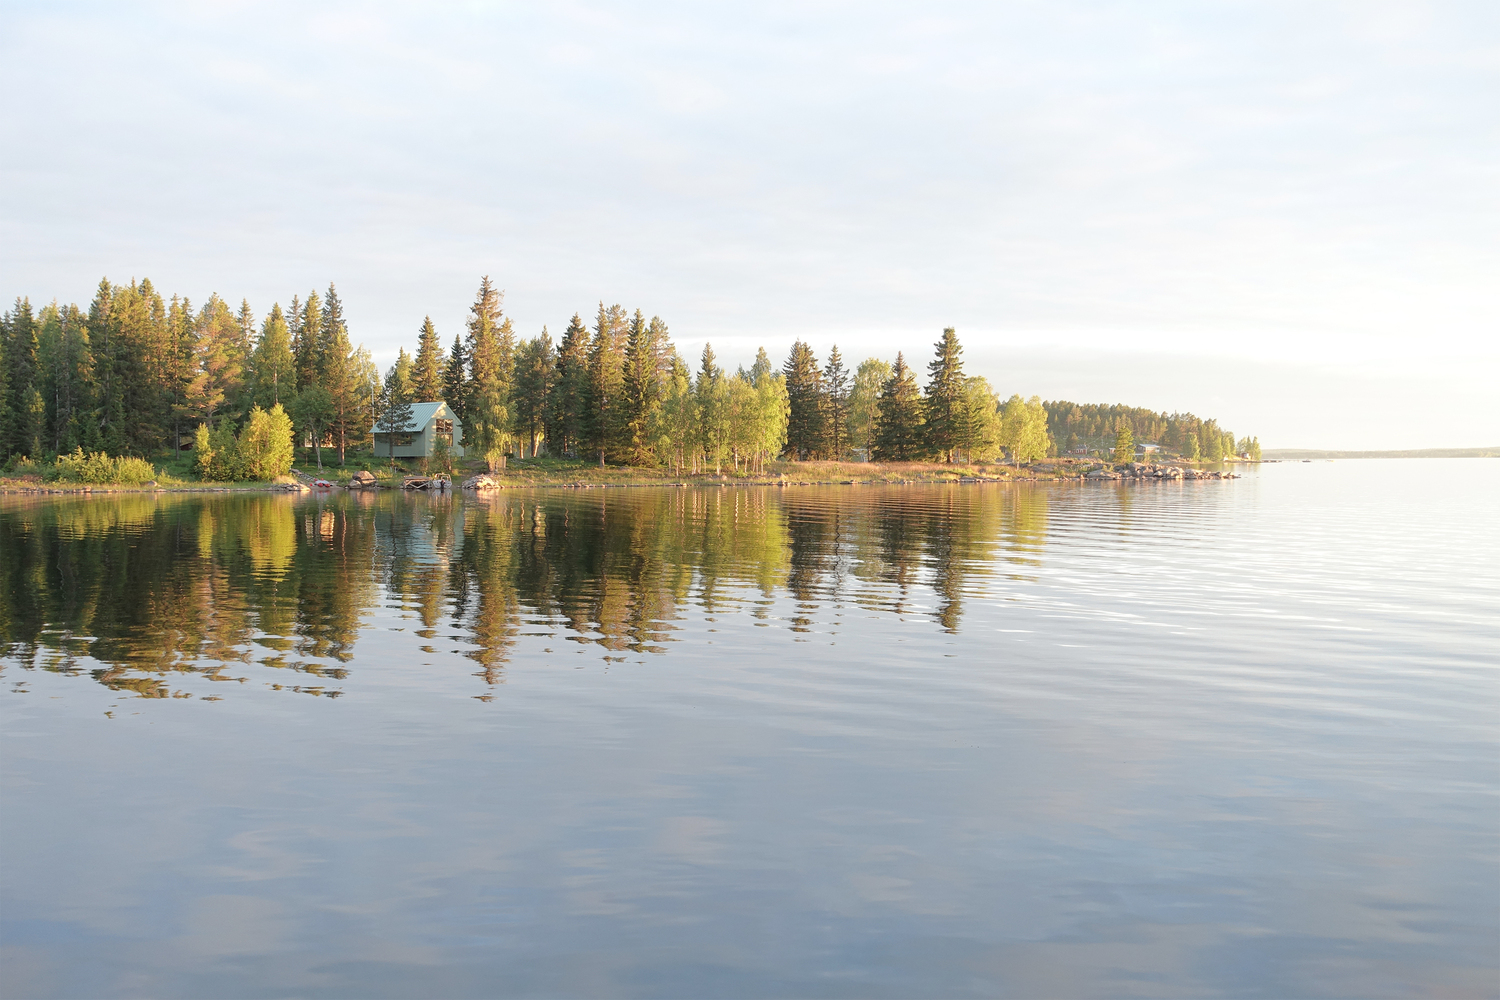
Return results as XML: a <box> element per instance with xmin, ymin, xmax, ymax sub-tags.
<box><xmin>412</xmin><ymin>316</ymin><xmax>444</xmax><ymax>401</ymax></box>
<box><xmin>444</xmin><ymin>335</ymin><xmax>469</xmax><ymax>421</ymax></box>
<box><xmin>293</xmin><ymin>291</ymin><xmax>322</xmax><ymax>390</ymax></box>
<box><xmin>390</xmin><ymin>347</ymin><xmax>414</xmax><ymax>400</ymax></box>
<box><xmin>749</xmin><ymin>346</ymin><xmax>774</xmax><ymax>386</ymax></box>
<box><xmin>374</xmin><ymin>359</ymin><xmax>415</xmax><ymax>467</ymax></box>
<box><xmin>623</xmin><ymin>309</ymin><xmax>663</xmax><ymax>465</ymax></box>
<box><xmin>512</xmin><ymin>329</ymin><xmax>556</xmax><ymax>457</ymax></box>
<box><xmin>782</xmin><ymin>340</ymin><xmax>826</xmax><ymax>459</ymax></box>
<box><xmin>872</xmin><ymin>352</ymin><xmax>924</xmax><ymax>461</ymax></box>
<box><xmin>823</xmin><ymin>345</ymin><xmax>849</xmax><ymax>461</ymax></box>
<box><xmin>923</xmin><ymin>327</ymin><xmax>965</xmax><ymax>462</ymax></box>
<box><xmin>4</xmin><ymin>298</ymin><xmax>37</xmax><ymax>457</ymax></box>
<box><xmin>548</xmin><ymin>313</ymin><xmax>589</xmax><ymax>457</ymax></box>
<box><xmin>583</xmin><ymin>303</ymin><xmax>627</xmax><ymax>465</ymax></box>
<box><xmin>0</xmin><ymin>317</ymin><xmax>11</xmax><ymax>460</ymax></box>
<box><xmin>319</xmin><ymin>283</ymin><xmax>359</xmax><ymax>464</ymax></box>
<box><xmin>251</xmin><ymin>303</ymin><xmax>296</xmax><ymax>409</ymax></box>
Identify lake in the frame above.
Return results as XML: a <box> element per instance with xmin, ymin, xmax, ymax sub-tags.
<box><xmin>2</xmin><ymin>460</ymin><xmax>1496</xmax><ymax>998</ymax></box>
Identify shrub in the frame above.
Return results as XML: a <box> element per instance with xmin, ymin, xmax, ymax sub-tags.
<box><xmin>49</xmin><ymin>448</ymin><xmax>157</xmax><ymax>485</ymax></box>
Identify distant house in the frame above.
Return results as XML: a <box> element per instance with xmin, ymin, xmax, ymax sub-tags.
<box><xmin>371</xmin><ymin>401</ymin><xmax>465</xmax><ymax>459</ymax></box>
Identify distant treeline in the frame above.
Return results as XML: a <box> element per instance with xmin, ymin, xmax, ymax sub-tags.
<box><xmin>1044</xmin><ymin>402</ymin><xmax>1258</xmax><ymax>462</ymax></box>
<box><xmin>0</xmin><ymin>275</ymin><xmax>1255</xmax><ymax>471</ymax></box>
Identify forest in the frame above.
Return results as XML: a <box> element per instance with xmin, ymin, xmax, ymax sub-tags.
<box><xmin>0</xmin><ymin>275</ymin><xmax>1258</xmax><ymax>480</ymax></box>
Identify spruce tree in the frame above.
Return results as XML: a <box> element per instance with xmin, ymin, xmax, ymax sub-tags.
<box><xmin>319</xmin><ymin>284</ymin><xmax>358</xmax><ymax>464</ymax></box>
<box><xmin>294</xmin><ymin>291</ymin><xmax>322</xmax><ymax>390</ymax></box>
<box><xmin>923</xmin><ymin>327</ymin><xmax>965</xmax><ymax>462</ymax></box>
<box><xmin>623</xmin><ymin>308</ymin><xmax>662</xmax><ymax>465</ymax></box>
<box><xmin>375</xmin><ymin>360</ymin><xmax>415</xmax><ymax>467</ymax></box>
<box><xmin>412</xmin><ymin>316</ymin><xmax>444</xmax><ymax>401</ymax></box>
<box><xmin>512</xmin><ymin>329</ymin><xmax>555</xmax><ymax>457</ymax></box>
<box><xmin>4</xmin><ymin>298</ymin><xmax>38</xmax><ymax>458</ymax></box>
<box><xmin>548</xmin><ymin>313</ymin><xmax>589</xmax><ymax>457</ymax></box>
<box><xmin>782</xmin><ymin>340</ymin><xmax>826</xmax><ymax>459</ymax></box>
<box><xmin>444</xmin><ymin>335</ymin><xmax>469</xmax><ymax>421</ymax></box>
<box><xmin>872</xmin><ymin>352</ymin><xmax>924</xmax><ymax>461</ymax></box>
<box><xmin>251</xmin><ymin>303</ymin><xmax>296</xmax><ymax>409</ymax></box>
<box><xmin>0</xmin><ymin>313</ymin><xmax>11</xmax><ymax>461</ymax></box>
<box><xmin>823</xmin><ymin>345</ymin><xmax>849</xmax><ymax>461</ymax></box>
<box><xmin>582</xmin><ymin>303</ymin><xmax>627</xmax><ymax>465</ymax></box>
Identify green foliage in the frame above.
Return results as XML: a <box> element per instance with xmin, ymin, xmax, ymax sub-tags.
<box><xmin>849</xmin><ymin>357</ymin><xmax>892</xmax><ymax>458</ymax></box>
<box><xmin>955</xmin><ymin>377</ymin><xmax>1002</xmax><ymax>463</ymax></box>
<box><xmin>1113</xmin><ymin>424</ymin><xmax>1135</xmax><ymax>464</ymax></box>
<box><xmin>412</xmin><ymin>316</ymin><xmax>445</xmax><ymax>402</ymax></box>
<box><xmin>374</xmin><ymin>364</ymin><xmax>416</xmax><ymax>463</ymax></box>
<box><xmin>194</xmin><ymin>419</ymin><xmax>244</xmax><ymax>481</ymax></box>
<box><xmin>923</xmin><ymin>327</ymin><xmax>966</xmax><ymax>462</ymax></box>
<box><xmin>872</xmin><ymin>353</ymin><xmax>926</xmax><ymax>461</ymax></box>
<box><xmin>782</xmin><ymin>340</ymin><xmax>827</xmax><ymax>459</ymax></box>
<box><xmin>292</xmin><ymin>385</ymin><xmax>335</xmax><ymax>470</ymax></box>
<box><xmin>239</xmin><ymin>404</ymin><xmax>295</xmax><ymax>479</ymax></box>
<box><xmin>2</xmin><ymin>275</ymin><xmax>1258</xmax><ymax>478</ymax></box>
<box><xmin>430</xmin><ymin>433</ymin><xmax>453</xmax><ymax>474</ymax></box>
<box><xmin>50</xmin><ymin>447</ymin><xmax>157</xmax><ymax>485</ymax></box>
<box><xmin>1000</xmin><ymin>395</ymin><xmax>1051</xmax><ymax>464</ymax></box>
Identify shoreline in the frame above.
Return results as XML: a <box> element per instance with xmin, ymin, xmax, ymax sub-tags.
<box><xmin>0</xmin><ymin>459</ymin><xmax>1243</xmax><ymax>496</ymax></box>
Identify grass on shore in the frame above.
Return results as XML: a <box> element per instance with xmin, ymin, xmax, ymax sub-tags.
<box><xmin>3</xmin><ymin>447</ymin><xmax>1196</xmax><ymax>493</ymax></box>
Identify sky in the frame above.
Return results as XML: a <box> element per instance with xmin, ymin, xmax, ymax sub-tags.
<box><xmin>2</xmin><ymin>1</ymin><xmax>1496</xmax><ymax>449</ymax></box>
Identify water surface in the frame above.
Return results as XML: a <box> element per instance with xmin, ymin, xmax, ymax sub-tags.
<box><xmin>2</xmin><ymin>461</ymin><xmax>1496</xmax><ymax>997</ymax></box>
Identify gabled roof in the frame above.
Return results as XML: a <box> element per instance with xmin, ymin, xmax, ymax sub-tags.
<box><xmin>375</xmin><ymin>400</ymin><xmax>454</xmax><ymax>433</ymax></box>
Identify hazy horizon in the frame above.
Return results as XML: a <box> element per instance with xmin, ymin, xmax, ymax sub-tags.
<box><xmin>3</xmin><ymin>3</ymin><xmax>1495</xmax><ymax>450</ymax></box>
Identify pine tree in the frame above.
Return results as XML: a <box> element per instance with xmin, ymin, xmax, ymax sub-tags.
<box><xmin>823</xmin><ymin>345</ymin><xmax>849</xmax><ymax>461</ymax></box>
<box><xmin>412</xmin><ymin>316</ymin><xmax>444</xmax><ymax>402</ymax></box>
<box><xmin>923</xmin><ymin>327</ymin><xmax>965</xmax><ymax>462</ymax></box>
<box><xmin>782</xmin><ymin>340</ymin><xmax>826</xmax><ymax>459</ymax></box>
<box><xmin>872</xmin><ymin>352</ymin><xmax>924</xmax><ymax>461</ymax></box>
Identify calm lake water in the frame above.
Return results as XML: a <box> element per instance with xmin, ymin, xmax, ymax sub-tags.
<box><xmin>2</xmin><ymin>460</ymin><xmax>1496</xmax><ymax>998</ymax></box>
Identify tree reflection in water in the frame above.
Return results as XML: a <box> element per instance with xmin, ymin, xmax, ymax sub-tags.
<box><xmin>0</xmin><ymin>485</ymin><xmax>1050</xmax><ymax>698</ymax></box>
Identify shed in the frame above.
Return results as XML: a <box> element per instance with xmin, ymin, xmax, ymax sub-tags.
<box><xmin>371</xmin><ymin>401</ymin><xmax>465</xmax><ymax>459</ymax></box>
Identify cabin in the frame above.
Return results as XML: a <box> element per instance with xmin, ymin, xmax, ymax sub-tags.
<box><xmin>371</xmin><ymin>401</ymin><xmax>466</xmax><ymax>459</ymax></box>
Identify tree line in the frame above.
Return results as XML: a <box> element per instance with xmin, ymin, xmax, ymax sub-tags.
<box><xmin>0</xmin><ymin>275</ymin><xmax>1256</xmax><ymax>474</ymax></box>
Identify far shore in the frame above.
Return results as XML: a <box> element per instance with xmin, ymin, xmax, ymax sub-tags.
<box><xmin>1263</xmin><ymin>447</ymin><xmax>1498</xmax><ymax>460</ymax></box>
<box><xmin>0</xmin><ymin>456</ymin><xmax>1251</xmax><ymax>495</ymax></box>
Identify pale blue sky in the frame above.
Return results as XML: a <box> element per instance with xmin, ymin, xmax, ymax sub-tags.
<box><xmin>2</xmin><ymin>2</ymin><xmax>1495</xmax><ymax>447</ymax></box>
